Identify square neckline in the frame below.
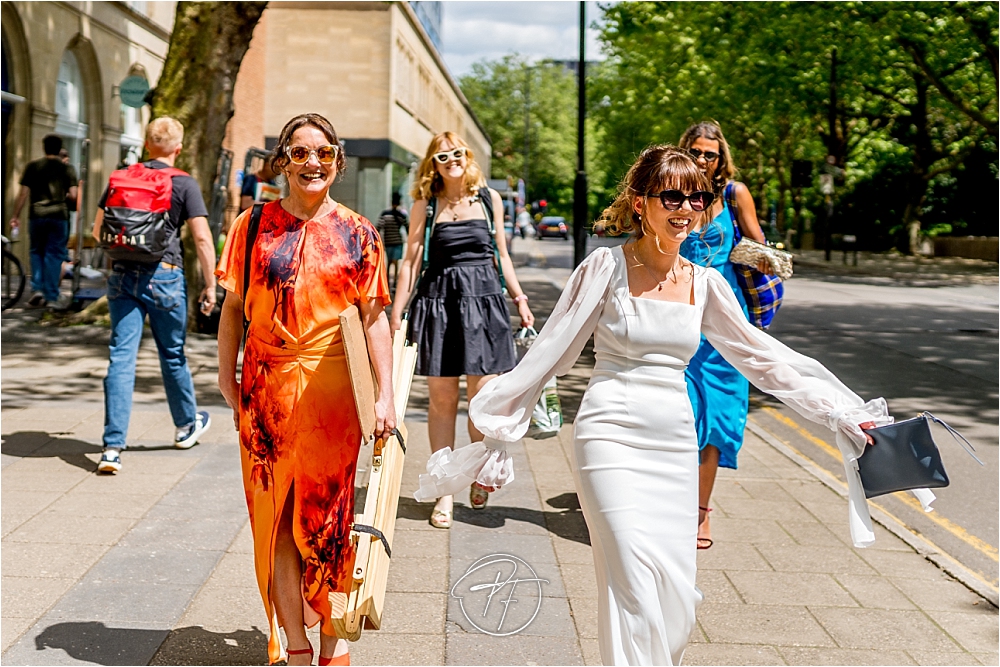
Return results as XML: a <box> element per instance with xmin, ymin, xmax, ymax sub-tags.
<box><xmin>617</xmin><ymin>245</ymin><xmax>698</xmax><ymax>307</ymax></box>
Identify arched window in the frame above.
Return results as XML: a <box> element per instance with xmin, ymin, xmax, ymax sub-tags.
<box><xmin>54</xmin><ymin>50</ymin><xmax>88</xmax><ymax>167</ymax></box>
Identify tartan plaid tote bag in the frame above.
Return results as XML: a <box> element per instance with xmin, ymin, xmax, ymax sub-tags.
<box><xmin>725</xmin><ymin>182</ymin><xmax>784</xmax><ymax>329</ymax></box>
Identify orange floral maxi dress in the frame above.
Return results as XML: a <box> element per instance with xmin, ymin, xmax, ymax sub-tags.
<box><xmin>216</xmin><ymin>200</ymin><xmax>389</xmax><ymax>664</ymax></box>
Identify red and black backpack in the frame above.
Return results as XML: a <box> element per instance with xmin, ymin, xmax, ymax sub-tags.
<box><xmin>99</xmin><ymin>163</ymin><xmax>188</xmax><ymax>262</ymax></box>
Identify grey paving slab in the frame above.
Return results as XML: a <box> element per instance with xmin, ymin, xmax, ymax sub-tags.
<box><xmin>84</xmin><ymin>546</ymin><xmax>225</xmax><ymax>586</ymax></box>
<box><xmin>726</xmin><ymin>571</ymin><xmax>858</xmax><ymax>607</ymax></box>
<box><xmin>45</xmin><ymin>580</ymin><xmax>202</xmax><ymax>625</ymax></box>
<box><xmin>683</xmin><ymin>643</ymin><xmax>787</xmax><ymax>665</ymax></box>
<box><xmin>755</xmin><ymin>543</ymin><xmax>878</xmax><ymax>575</ymax></box>
<box><xmin>696</xmin><ymin>603</ymin><xmax>837</xmax><ymax>647</ymax></box>
<box><xmin>117</xmin><ymin>515</ymin><xmax>245</xmax><ymax>552</ymax></box>
<box><xmin>809</xmin><ymin>607</ymin><xmax>962</xmax><ymax>651</ymax></box>
<box><xmin>924</xmin><ymin>609</ymin><xmax>1000</xmax><ymax>653</ymax></box>
<box><xmin>445</xmin><ymin>632</ymin><xmax>582</xmax><ymax>666</ymax></box>
<box><xmin>905</xmin><ymin>650</ymin><xmax>982</xmax><ymax>666</ymax></box>
<box><xmin>779</xmin><ymin>647</ymin><xmax>916</xmax><ymax>665</ymax></box>
<box><xmin>835</xmin><ymin>574</ymin><xmax>919</xmax><ymax>610</ymax></box>
<box><xmin>449</xmin><ymin>532</ymin><xmax>559</xmax><ymax>564</ymax></box>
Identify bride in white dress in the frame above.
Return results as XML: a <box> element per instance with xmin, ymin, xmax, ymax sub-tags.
<box><xmin>414</xmin><ymin>145</ymin><xmax>889</xmax><ymax>665</ymax></box>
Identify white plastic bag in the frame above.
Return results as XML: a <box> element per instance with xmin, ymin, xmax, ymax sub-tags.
<box><xmin>516</xmin><ymin>327</ymin><xmax>563</xmax><ymax>439</ymax></box>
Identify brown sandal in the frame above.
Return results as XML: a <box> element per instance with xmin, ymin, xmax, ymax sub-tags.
<box><xmin>697</xmin><ymin>506</ymin><xmax>713</xmax><ymax>550</ymax></box>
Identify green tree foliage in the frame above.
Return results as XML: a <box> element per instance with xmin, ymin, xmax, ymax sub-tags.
<box><xmin>593</xmin><ymin>1</ymin><xmax>998</xmax><ymax>251</ymax></box>
<box><xmin>460</xmin><ymin>56</ymin><xmax>606</xmax><ymax>224</ymax></box>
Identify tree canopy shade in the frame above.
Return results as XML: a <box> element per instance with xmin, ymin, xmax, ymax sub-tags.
<box><xmin>459</xmin><ymin>56</ymin><xmax>608</xmax><ymax>225</ymax></box>
<box><xmin>591</xmin><ymin>1</ymin><xmax>998</xmax><ymax>252</ymax></box>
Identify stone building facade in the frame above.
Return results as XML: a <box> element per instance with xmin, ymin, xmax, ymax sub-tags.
<box><xmin>2</xmin><ymin>1</ymin><xmax>176</xmax><ymax>265</ymax></box>
<box><xmin>223</xmin><ymin>1</ymin><xmax>490</xmax><ymax>225</ymax></box>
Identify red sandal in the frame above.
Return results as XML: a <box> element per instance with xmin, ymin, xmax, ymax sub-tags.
<box><xmin>286</xmin><ymin>644</ymin><xmax>313</xmax><ymax>664</ymax></box>
<box><xmin>318</xmin><ymin>653</ymin><xmax>350</xmax><ymax>666</ymax></box>
<box><xmin>697</xmin><ymin>506</ymin><xmax>713</xmax><ymax>550</ymax></box>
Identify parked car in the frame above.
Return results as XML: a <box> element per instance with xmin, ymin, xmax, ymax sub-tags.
<box><xmin>537</xmin><ymin>216</ymin><xmax>569</xmax><ymax>240</ymax></box>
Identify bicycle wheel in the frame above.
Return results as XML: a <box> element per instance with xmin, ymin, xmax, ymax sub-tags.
<box><xmin>2</xmin><ymin>249</ymin><xmax>26</xmax><ymax>311</ymax></box>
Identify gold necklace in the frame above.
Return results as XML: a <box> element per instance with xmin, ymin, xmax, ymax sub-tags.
<box><xmin>631</xmin><ymin>243</ymin><xmax>681</xmax><ymax>291</ymax></box>
<box><xmin>442</xmin><ymin>192</ymin><xmax>470</xmax><ymax>221</ymax></box>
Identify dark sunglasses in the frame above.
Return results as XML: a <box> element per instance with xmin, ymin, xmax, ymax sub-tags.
<box><xmin>648</xmin><ymin>190</ymin><xmax>715</xmax><ymax>211</ymax></box>
<box><xmin>688</xmin><ymin>148</ymin><xmax>720</xmax><ymax>162</ymax></box>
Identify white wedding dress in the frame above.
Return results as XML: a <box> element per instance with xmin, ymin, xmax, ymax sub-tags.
<box><xmin>415</xmin><ymin>246</ymin><xmax>898</xmax><ymax>665</ymax></box>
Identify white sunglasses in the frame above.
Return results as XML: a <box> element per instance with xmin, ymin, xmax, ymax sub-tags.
<box><xmin>432</xmin><ymin>147</ymin><xmax>467</xmax><ymax>164</ymax></box>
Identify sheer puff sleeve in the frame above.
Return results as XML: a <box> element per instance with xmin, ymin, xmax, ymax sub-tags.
<box><xmin>413</xmin><ymin>247</ymin><xmax>617</xmax><ymax>503</ymax></box>
<box><xmin>700</xmin><ymin>267</ymin><xmax>900</xmax><ymax>548</ymax></box>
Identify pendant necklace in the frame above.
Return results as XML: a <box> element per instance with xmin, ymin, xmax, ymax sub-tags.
<box><xmin>632</xmin><ymin>243</ymin><xmax>679</xmax><ymax>291</ymax></box>
<box><xmin>443</xmin><ymin>193</ymin><xmax>468</xmax><ymax>221</ymax></box>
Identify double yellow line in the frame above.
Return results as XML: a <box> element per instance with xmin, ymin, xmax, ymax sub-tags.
<box><xmin>756</xmin><ymin>406</ymin><xmax>1000</xmax><ymax>566</ymax></box>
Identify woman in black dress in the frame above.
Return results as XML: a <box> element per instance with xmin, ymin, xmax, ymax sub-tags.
<box><xmin>391</xmin><ymin>131</ymin><xmax>534</xmax><ymax>527</ymax></box>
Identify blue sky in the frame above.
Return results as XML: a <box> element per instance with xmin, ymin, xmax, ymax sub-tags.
<box><xmin>440</xmin><ymin>1</ymin><xmax>606</xmax><ymax>77</ymax></box>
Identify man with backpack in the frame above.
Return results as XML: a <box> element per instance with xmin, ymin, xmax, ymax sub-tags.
<box><xmin>9</xmin><ymin>134</ymin><xmax>78</xmax><ymax>308</ymax></box>
<box><xmin>90</xmin><ymin>117</ymin><xmax>217</xmax><ymax>474</ymax></box>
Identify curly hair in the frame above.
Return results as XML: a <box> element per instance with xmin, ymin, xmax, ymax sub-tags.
<box><xmin>411</xmin><ymin>131</ymin><xmax>486</xmax><ymax>201</ymax></box>
<box><xmin>678</xmin><ymin>121</ymin><xmax>737</xmax><ymax>196</ymax></box>
<box><xmin>269</xmin><ymin>113</ymin><xmax>347</xmax><ymax>178</ymax></box>
<box><xmin>600</xmin><ymin>145</ymin><xmax>709</xmax><ymax>238</ymax></box>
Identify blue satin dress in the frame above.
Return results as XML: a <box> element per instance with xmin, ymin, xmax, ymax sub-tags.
<box><xmin>679</xmin><ymin>200</ymin><xmax>750</xmax><ymax>469</ymax></box>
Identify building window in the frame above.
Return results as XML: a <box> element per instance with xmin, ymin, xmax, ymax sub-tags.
<box><xmin>120</xmin><ymin>103</ymin><xmax>143</xmax><ymax>166</ymax></box>
<box><xmin>55</xmin><ymin>50</ymin><xmax>88</xmax><ymax>168</ymax></box>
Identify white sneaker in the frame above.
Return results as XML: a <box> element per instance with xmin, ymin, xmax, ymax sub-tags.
<box><xmin>174</xmin><ymin>411</ymin><xmax>211</xmax><ymax>449</ymax></box>
<box><xmin>27</xmin><ymin>291</ymin><xmax>45</xmax><ymax>307</ymax></box>
<box><xmin>97</xmin><ymin>448</ymin><xmax>122</xmax><ymax>474</ymax></box>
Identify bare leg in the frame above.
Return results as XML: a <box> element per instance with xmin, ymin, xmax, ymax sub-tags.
<box><xmin>319</xmin><ymin>632</ymin><xmax>349</xmax><ymax>661</ymax></box>
<box><xmin>465</xmin><ymin>374</ymin><xmax>497</xmax><ymax>443</ymax></box>
<box><xmin>466</xmin><ymin>374</ymin><xmax>498</xmax><ymax>507</ymax></box>
<box><xmin>698</xmin><ymin>445</ymin><xmax>720</xmax><ymax>549</ymax></box>
<box><xmin>273</xmin><ymin>488</ymin><xmax>311</xmax><ymax>664</ymax></box>
<box><xmin>428</xmin><ymin>376</ymin><xmax>460</xmax><ymax>515</ymax></box>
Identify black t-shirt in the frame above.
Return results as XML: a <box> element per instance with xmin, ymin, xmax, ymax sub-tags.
<box><xmin>99</xmin><ymin>160</ymin><xmax>208</xmax><ymax>267</ymax></box>
<box><xmin>20</xmin><ymin>157</ymin><xmax>78</xmax><ymax>220</ymax></box>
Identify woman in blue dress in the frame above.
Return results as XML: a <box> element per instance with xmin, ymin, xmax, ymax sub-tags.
<box><xmin>678</xmin><ymin>122</ymin><xmax>773</xmax><ymax>549</ymax></box>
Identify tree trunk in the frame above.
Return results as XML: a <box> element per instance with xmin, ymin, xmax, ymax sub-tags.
<box><xmin>149</xmin><ymin>1</ymin><xmax>267</xmax><ymax>321</ymax></box>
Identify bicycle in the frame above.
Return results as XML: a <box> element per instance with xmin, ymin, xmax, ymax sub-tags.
<box><xmin>2</xmin><ymin>235</ymin><xmax>26</xmax><ymax>311</ymax></box>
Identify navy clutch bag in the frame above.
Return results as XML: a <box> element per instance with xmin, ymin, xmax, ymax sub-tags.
<box><xmin>858</xmin><ymin>412</ymin><xmax>983</xmax><ymax>499</ymax></box>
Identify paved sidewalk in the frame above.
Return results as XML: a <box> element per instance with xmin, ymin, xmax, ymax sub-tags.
<box><xmin>3</xmin><ymin>283</ymin><xmax>997</xmax><ymax>665</ymax></box>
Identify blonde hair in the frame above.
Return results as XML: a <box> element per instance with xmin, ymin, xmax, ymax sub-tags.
<box><xmin>145</xmin><ymin>117</ymin><xmax>184</xmax><ymax>152</ymax></box>
<box><xmin>411</xmin><ymin>131</ymin><xmax>486</xmax><ymax>201</ymax></box>
<box><xmin>600</xmin><ymin>145</ymin><xmax>709</xmax><ymax>237</ymax></box>
<box><xmin>678</xmin><ymin>121</ymin><xmax>736</xmax><ymax>196</ymax></box>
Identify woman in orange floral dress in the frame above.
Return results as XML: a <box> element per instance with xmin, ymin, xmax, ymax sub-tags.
<box><xmin>217</xmin><ymin>114</ymin><xmax>395</xmax><ymax>666</ymax></box>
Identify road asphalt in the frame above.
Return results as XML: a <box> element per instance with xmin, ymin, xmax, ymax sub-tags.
<box><xmin>2</xmin><ymin>240</ymin><xmax>997</xmax><ymax>665</ymax></box>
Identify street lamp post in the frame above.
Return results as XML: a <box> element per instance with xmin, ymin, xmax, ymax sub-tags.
<box><xmin>572</xmin><ymin>0</ymin><xmax>588</xmax><ymax>267</ymax></box>
<box><xmin>523</xmin><ymin>66</ymin><xmax>531</xmax><ymax>207</ymax></box>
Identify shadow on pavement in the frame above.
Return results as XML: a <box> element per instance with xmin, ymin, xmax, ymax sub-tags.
<box><xmin>149</xmin><ymin>625</ymin><xmax>268</xmax><ymax>666</ymax></box>
<box><xmin>27</xmin><ymin>621</ymin><xmax>268</xmax><ymax>666</ymax></box>
<box><xmin>1</xmin><ymin>431</ymin><xmax>101</xmax><ymax>472</ymax></box>
<box><xmin>398</xmin><ymin>495</ymin><xmax>591</xmax><ymax>545</ymax></box>
<box><xmin>32</xmin><ymin>621</ymin><xmax>169</xmax><ymax>666</ymax></box>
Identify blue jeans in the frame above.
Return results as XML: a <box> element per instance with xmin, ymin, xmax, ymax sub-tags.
<box><xmin>29</xmin><ymin>217</ymin><xmax>69</xmax><ymax>302</ymax></box>
<box><xmin>103</xmin><ymin>262</ymin><xmax>198</xmax><ymax>448</ymax></box>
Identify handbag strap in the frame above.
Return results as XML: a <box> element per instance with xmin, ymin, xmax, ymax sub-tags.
<box><xmin>922</xmin><ymin>412</ymin><xmax>984</xmax><ymax>465</ymax></box>
<box><xmin>241</xmin><ymin>203</ymin><xmax>264</xmax><ymax>346</ymax></box>
<box><xmin>477</xmin><ymin>186</ymin><xmax>507</xmax><ymax>293</ymax></box>
<box><xmin>724</xmin><ymin>181</ymin><xmax>741</xmax><ymax>244</ymax></box>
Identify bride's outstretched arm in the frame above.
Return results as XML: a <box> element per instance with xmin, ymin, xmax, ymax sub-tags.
<box><xmin>414</xmin><ymin>247</ymin><xmax>617</xmax><ymax>502</ymax></box>
<box><xmin>699</xmin><ymin>267</ymin><xmax>898</xmax><ymax>547</ymax></box>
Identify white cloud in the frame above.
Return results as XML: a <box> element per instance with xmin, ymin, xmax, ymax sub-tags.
<box><xmin>440</xmin><ymin>1</ymin><xmax>606</xmax><ymax>77</ymax></box>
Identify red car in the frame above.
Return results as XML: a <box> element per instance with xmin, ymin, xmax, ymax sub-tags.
<box><xmin>537</xmin><ymin>216</ymin><xmax>569</xmax><ymax>240</ymax></box>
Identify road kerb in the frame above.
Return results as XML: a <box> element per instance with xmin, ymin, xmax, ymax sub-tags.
<box><xmin>746</xmin><ymin>419</ymin><xmax>999</xmax><ymax>609</ymax></box>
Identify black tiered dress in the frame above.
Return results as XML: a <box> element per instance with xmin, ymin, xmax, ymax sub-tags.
<box><xmin>408</xmin><ymin>210</ymin><xmax>516</xmax><ymax>377</ymax></box>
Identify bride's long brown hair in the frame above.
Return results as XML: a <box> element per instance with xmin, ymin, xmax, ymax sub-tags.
<box><xmin>600</xmin><ymin>145</ymin><xmax>709</xmax><ymax>238</ymax></box>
